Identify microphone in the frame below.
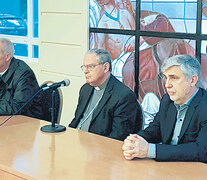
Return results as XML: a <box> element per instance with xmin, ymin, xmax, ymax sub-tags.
<box><xmin>42</xmin><ymin>79</ymin><xmax>70</xmax><ymax>91</ymax></box>
<box><xmin>40</xmin><ymin>79</ymin><xmax>70</xmax><ymax>133</ymax></box>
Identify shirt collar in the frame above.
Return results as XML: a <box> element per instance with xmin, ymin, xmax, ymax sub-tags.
<box><xmin>0</xmin><ymin>68</ymin><xmax>8</xmax><ymax>76</ymax></box>
<box><xmin>94</xmin><ymin>75</ymin><xmax>111</xmax><ymax>91</ymax></box>
<box><xmin>174</xmin><ymin>88</ymin><xmax>199</xmax><ymax>109</ymax></box>
<box><xmin>186</xmin><ymin>88</ymin><xmax>199</xmax><ymax>105</ymax></box>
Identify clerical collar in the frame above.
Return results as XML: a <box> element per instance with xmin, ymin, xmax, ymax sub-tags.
<box><xmin>94</xmin><ymin>75</ymin><xmax>110</xmax><ymax>91</ymax></box>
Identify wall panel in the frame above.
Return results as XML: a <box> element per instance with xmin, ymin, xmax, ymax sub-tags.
<box><xmin>37</xmin><ymin>0</ymin><xmax>88</xmax><ymax>125</ymax></box>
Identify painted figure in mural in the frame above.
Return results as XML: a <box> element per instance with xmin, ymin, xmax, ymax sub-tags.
<box><xmin>90</xmin><ymin>0</ymin><xmax>207</xmax><ymax>127</ymax></box>
<box><xmin>201</xmin><ymin>0</ymin><xmax>207</xmax><ymax>88</ymax></box>
<box><xmin>203</xmin><ymin>0</ymin><xmax>207</xmax><ymax>17</ymax></box>
<box><xmin>94</xmin><ymin>0</ymin><xmax>135</xmax><ymax>59</ymax></box>
<box><xmin>91</xmin><ymin>0</ymin><xmax>207</xmax><ymax>93</ymax></box>
<box><xmin>116</xmin><ymin>0</ymin><xmax>135</xmax><ymax>19</ymax></box>
<box><xmin>92</xmin><ymin>0</ymin><xmax>136</xmax><ymax>85</ymax></box>
<box><xmin>124</xmin><ymin>11</ymin><xmax>196</xmax><ymax>99</ymax></box>
<box><xmin>122</xmin><ymin>10</ymin><xmax>207</xmax><ymax>127</ymax></box>
<box><xmin>89</xmin><ymin>0</ymin><xmax>101</xmax><ymax>49</ymax></box>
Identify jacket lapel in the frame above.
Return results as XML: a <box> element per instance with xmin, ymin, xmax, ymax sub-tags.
<box><xmin>163</xmin><ymin>102</ymin><xmax>177</xmax><ymax>143</ymax></box>
<box><xmin>178</xmin><ymin>89</ymin><xmax>202</xmax><ymax>142</ymax></box>
<box><xmin>1</xmin><ymin>57</ymin><xmax>16</xmax><ymax>83</ymax></box>
<box><xmin>91</xmin><ymin>76</ymin><xmax>113</xmax><ymax>121</ymax></box>
<box><xmin>77</xmin><ymin>85</ymin><xmax>94</xmax><ymax>120</ymax></box>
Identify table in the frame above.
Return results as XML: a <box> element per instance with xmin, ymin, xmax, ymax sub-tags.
<box><xmin>0</xmin><ymin>115</ymin><xmax>206</xmax><ymax>180</ymax></box>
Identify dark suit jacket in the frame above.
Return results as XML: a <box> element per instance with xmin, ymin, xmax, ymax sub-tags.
<box><xmin>69</xmin><ymin>75</ymin><xmax>143</xmax><ymax>141</ymax></box>
<box><xmin>138</xmin><ymin>88</ymin><xmax>207</xmax><ymax>163</ymax></box>
<box><xmin>0</xmin><ymin>58</ymin><xmax>42</xmax><ymax>119</ymax></box>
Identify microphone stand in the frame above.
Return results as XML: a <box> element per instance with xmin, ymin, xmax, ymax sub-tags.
<box><xmin>0</xmin><ymin>88</ymin><xmax>43</xmax><ymax>127</ymax></box>
<box><xmin>40</xmin><ymin>88</ymin><xmax>66</xmax><ymax>133</ymax></box>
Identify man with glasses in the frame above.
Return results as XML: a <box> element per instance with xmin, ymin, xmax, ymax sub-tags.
<box><xmin>69</xmin><ymin>49</ymin><xmax>143</xmax><ymax>141</ymax></box>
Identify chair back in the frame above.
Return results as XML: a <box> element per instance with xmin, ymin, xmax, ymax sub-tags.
<box><xmin>40</xmin><ymin>81</ymin><xmax>63</xmax><ymax>124</ymax></box>
<box><xmin>136</xmin><ymin>100</ymin><xmax>144</xmax><ymax>131</ymax></box>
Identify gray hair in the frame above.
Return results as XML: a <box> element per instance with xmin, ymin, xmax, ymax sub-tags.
<box><xmin>161</xmin><ymin>54</ymin><xmax>201</xmax><ymax>88</ymax></box>
<box><xmin>0</xmin><ymin>38</ymin><xmax>14</xmax><ymax>57</ymax></box>
<box><xmin>86</xmin><ymin>48</ymin><xmax>112</xmax><ymax>71</ymax></box>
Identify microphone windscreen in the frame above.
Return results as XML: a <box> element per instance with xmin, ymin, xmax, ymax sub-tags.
<box><xmin>64</xmin><ymin>79</ymin><xmax>70</xmax><ymax>86</ymax></box>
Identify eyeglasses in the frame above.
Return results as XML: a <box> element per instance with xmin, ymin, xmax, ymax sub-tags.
<box><xmin>80</xmin><ymin>63</ymin><xmax>103</xmax><ymax>71</ymax></box>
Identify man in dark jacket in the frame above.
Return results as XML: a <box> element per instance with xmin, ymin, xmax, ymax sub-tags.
<box><xmin>0</xmin><ymin>38</ymin><xmax>42</xmax><ymax>119</ymax></box>
<box><xmin>69</xmin><ymin>49</ymin><xmax>143</xmax><ymax>141</ymax></box>
<box><xmin>122</xmin><ymin>54</ymin><xmax>207</xmax><ymax>163</ymax></box>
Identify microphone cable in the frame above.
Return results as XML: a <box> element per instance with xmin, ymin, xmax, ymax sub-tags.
<box><xmin>0</xmin><ymin>88</ymin><xmax>43</xmax><ymax>127</ymax></box>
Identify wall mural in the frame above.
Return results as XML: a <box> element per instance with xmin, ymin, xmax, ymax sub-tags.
<box><xmin>89</xmin><ymin>0</ymin><xmax>207</xmax><ymax>128</ymax></box>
